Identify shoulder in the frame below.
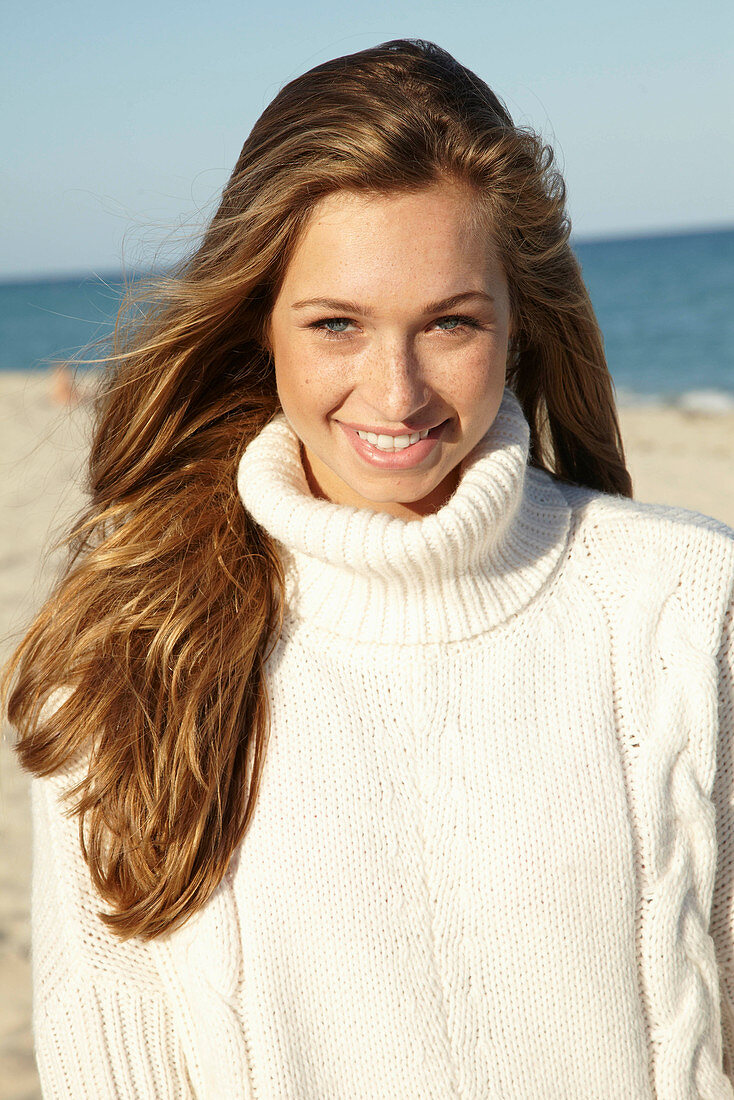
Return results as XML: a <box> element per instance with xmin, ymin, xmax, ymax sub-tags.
<box><xmin>553</xmin><ymin>476</ymin><xmax>734</xmax><ymax>568</ymax></box>
<box><xmin>546</xmin><ymin>475</ymin><xmax>734</xmax><ymax>639</ymax></box>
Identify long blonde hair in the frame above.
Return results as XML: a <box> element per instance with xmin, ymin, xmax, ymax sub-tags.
<box><xmin>2</xmin><ymin>38</ymin><xmax>631</xmax><ymax>940</ymax></box>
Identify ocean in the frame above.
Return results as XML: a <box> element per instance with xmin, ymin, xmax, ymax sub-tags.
<box><xmin>1</xmin><ymin>226</ymin><xmax>732</xmax><ymax>408</ymax></box>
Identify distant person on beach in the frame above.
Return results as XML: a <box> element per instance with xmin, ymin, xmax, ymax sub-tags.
<box><xmin>48</xmin><ymin>365</ymin><xmax>77</xmax><ymax>406</ymax></box>
<box><xmin>4</xmin><ymin>38</ymin><xmax>734</xmax><ymax>1098</ymax></box>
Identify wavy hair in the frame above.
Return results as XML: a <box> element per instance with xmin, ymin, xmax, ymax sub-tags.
<box><xmin>2</xmin><ymin>38</ymin><xmax>632</xmax><ymax>940</ymax></box>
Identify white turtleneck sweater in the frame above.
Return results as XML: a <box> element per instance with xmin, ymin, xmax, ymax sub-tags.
<box><xmin>30</xmin><ymin>387</ymin><xmax>734</xmax><ymax>1099</ymax></box>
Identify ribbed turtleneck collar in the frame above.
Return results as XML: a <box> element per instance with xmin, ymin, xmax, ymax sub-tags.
<box><xmin>237</xmin><ymin>387</ymin><xmax>573</xmax><ymax>644</ymax></box>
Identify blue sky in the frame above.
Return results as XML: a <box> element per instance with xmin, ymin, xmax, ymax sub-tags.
<box><xmin>2</xmin><ymin>0</ymin><xmax>733</xmax><ymax>278</ymax></box>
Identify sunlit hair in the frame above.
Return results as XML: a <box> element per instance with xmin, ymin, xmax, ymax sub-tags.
<box><xmin>2</xmin><ymin>38</ymin><xmax>632</xmax><ymax>940</ymax></box>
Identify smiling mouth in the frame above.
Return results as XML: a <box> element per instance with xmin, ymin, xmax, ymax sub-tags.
<box><xmin>342</xmin><ymin>418</ymin><xmax>448</xmax><ymax>442</ymax></box>
<box><xmin>353</xmin><ymin>427</ymin><xmax>431</xmax><ymax>451</ymax></box>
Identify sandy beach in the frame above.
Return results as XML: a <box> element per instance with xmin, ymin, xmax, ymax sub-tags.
<box><xmin>1</xmin><ymin>370</ymin><xmax>733</xmax><ymax>1099</ymax></box>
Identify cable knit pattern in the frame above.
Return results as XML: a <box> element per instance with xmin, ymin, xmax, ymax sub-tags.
<box><xmin>28</xmin><ymin>385</ymin><xmax>734</xmax><ymax>1098</ymax></box>
<box><xmin>712</xmin><ymin>597</ymin><xmax>734</xmax><ymax>1079</ymax></box>
<box><xmin>576</xmin><ymin>523</ymin><xmax>732</xmax><ymax>1097</ymax></box>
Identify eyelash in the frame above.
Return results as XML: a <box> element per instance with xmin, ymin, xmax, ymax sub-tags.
<box><xmin>309</xmin><ymin>314</ymin><xmax>483</xmax><ymax>341</ymax></box>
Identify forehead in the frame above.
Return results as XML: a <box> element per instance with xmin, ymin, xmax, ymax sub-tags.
<box><xmin>281</xmin><ymin>182</ymin><xmax>501</xmax><ymax>289</ymax></box>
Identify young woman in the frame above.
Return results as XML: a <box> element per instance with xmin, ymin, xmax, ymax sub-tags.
<box><xmin>4</xmin><ymin>38</ymin><xmax>734</xmax><ymax>1099</ymax></box>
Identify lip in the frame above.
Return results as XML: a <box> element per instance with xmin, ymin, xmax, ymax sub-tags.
<box><xmin>337</xmin><ymin>419</ymin><xmax>448</xmax><ymax>470</ymax></box>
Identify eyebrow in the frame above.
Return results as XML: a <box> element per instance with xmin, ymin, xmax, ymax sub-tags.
<box><xmin>290</xmin><ymin>290</ymin><xmax>495</xmax><ymax>314</ymax></box>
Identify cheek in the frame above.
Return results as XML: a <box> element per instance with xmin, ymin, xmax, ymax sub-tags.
<box><xmin>446</xmin><ymin>356</ymin><xmax>504</xmax><ymax>408</ymax></box>
<box><xmin>274</xmin><ymin>346</ymin><xmax>312</xmax><ymax>397</ymax></box>
<box><xmin>276</xmin><ymin>353</ymin><xmax>350</xmax><ymax>413</ymax></box>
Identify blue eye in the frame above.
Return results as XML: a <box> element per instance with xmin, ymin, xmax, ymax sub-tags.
<box><xmin>309</xmin><ymin>314</ymin><xmax>482</xmax><ymax>340</ymax></box>
<box><xmin>315</xmin><ymin>318</ymin><xmax>353</xmax><ymax>337</ymax></box>
<box><xmin>433</xmin><ymin>315</ymin><xmax>483</xmax><ymax>336</ymax></box>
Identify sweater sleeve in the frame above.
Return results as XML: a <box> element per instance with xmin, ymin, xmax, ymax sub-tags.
<box><xmin>712</xmin><ymin>592</ymin><xmax>734</xmax><ymax>1081</ymax></box>
<box><xmin>30</xmin><ymin>766</ymin><xmax>196</xmax><ymax>1099</ymax></box>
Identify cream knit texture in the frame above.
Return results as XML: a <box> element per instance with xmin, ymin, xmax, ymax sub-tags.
<box><xmin>30</xmin><ymin>386</ymin><xmax>734</xmax><ymax>1099</ymax></box>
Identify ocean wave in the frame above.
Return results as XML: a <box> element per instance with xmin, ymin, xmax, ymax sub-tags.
<box><xmin>616</xmin><ymin>387</ymin><xmax>734</xmax><ymax>413</ymax></box>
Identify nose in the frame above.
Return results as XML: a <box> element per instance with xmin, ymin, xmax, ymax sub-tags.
<box><xmin>362</xmin><ymin>341</ymin><xmax>433</xmax><ymax>424</ymax></box>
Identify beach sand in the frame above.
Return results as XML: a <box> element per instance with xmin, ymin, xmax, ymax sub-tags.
<box><xmin>1</xmin><ymin>370</ymin><xmax>733</xmax><ymax>1099</ymax></box>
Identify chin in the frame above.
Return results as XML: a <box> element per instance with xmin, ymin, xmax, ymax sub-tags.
<box><xmin>353</xmin><ymin>482</ymin><xmax>441</xmax><ymax>506</ymax></box>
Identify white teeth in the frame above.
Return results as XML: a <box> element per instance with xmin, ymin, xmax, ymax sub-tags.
<box><xmin>355</xmin><ymin>427</ymin><xmax>430</xmax><ymax>450</ymax></box>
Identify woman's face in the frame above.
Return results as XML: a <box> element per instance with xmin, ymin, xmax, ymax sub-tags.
<box><xmin>267</xmin><ymin>180</ymin><xmax>513</xmax><ymax>520</ymax></box>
